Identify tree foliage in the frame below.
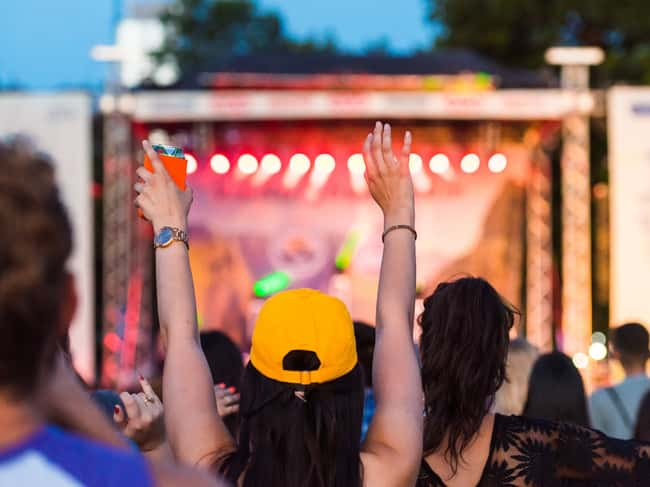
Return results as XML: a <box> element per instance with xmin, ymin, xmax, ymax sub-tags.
<box><xmin>156</xmin><ymin>0</ymin><xmax>338</xmax><ymax>74</ymax></box>
<box><xmin>427</xmin><ymin>0</ymin><xmax>650</xmax><ymax>84</ymax></box>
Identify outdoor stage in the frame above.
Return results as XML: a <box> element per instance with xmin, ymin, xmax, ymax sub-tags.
<box><xmin>100</xmin><ymin>75</ymin><xmax>594</xmax><ymax>387</ymax></box>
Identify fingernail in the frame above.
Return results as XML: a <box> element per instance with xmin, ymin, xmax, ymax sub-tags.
<box><xmin>375</xmin><ymin>121</ymin><xmax>382</xmax><ymax>129</ymax></box>
<box><xmin>385</xmin><ymin>123</ymin><xmax>391</xmax><ymax>131</ymax></box>
<box><xmin>228</xmin><ymin>386</ymin><xmax>236</xmax><ymax>393</ymax></box>
<box><xmin>139</xmin><ymin>374</ymin><xmax>144</xmax><ymax>381</ymax></box>
<box><xmin>217</xmin><ymin>383</ymin><xmax>225</xmax><ymax>389</ymax></box>
<box><xmin>114</xmin><ymin>405</ymin><xmax>120</xmax><ymax>415</ymax></box>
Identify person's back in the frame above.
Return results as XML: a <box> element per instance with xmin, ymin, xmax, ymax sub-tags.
<box><xmin>0</xmin><ymin>426</ymin><xmax>151</xmax><ymax>486</ymax></box>
<box><xmin>140</xmin><ymin>124</ymin><xmax>424</xmax><ymax>486</ymax></box>
<box><xmin>418</xmin><ymin>413</ymin><xmax>650</xmax><ymax>487</ymax></box>
<box><xmin>635</xmin><ymin>390</ymin><xmax>650</xmax><ymax>442</ymax></box>
<box><xmin>417</xmin><ymin>277</ymin><xmax>650</xmax><ymax>487</ymax></box>
<box><xmin>590</xmin><ymin>323</ymin><xmax>650</xmax><ymax>439</ymax></box>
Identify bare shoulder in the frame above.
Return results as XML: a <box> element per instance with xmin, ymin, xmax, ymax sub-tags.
<box><xmin>149</xmin><ymin>460</ymin><xmax>227</xmax><ymax>487</ymax></box>
<box><xmin>361</xmin><ymin>450</ymin><xmax>417</xmax><ymax>487</ymax></box>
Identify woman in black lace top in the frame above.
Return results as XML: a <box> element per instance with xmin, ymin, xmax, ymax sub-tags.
<box><xmin>417</xmin><ymin>277</ymin><xmax>650</xmax><ymax>487</ymax></box>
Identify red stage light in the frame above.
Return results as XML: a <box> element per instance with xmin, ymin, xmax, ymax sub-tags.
<box><xmin>347</xmin><ymin>154</ymin><xmax>365</xmax><ymax>174</ymax></box>
<box><xmin>238</xmin><ymin>154</ymin><xmax>259</xmax><ymax>174</ymax></box>
<box><xmin>460</xmin><ymin>153</ymin><xmax>480</xmax><ymax>174</ymax></box>
<box><xmin>488</xmin><ymin>153</ymin><xmax>508</xmax><ymax>173</ymax></box>
<box><xmin>429</xmin><ymin>154</ymin><xmax>450</xmax><ymax>174</ymax></box>
<box><xmin>185</xmin><ymin>154</ymin><xmax>198</xmax><ymax>174</ymax></box>
<box><xmin>209</xmin><ymin>154</ymin><xmax>230</xmax><ymax>174</ymax></box>
<box><xmin>261</xmin><ymin>154</ymin><xmax>282</xmax><ymax>174</ymax></box>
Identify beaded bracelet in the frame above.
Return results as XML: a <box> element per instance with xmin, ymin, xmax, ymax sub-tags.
<box><xmin>382</xmin><ymin>224</ymin><xmax>417</xmax><ymax>243</ymax></box>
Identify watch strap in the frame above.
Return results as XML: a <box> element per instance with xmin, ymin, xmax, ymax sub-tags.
<box><xmin>154</xmin><ymin>227</ymin><xmax>189</xmax><ymax>250</ymax></box>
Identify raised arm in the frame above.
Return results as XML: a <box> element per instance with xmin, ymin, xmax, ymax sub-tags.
<box><xmin>360</xmin><ymin>122</ymin><xmax>423</xmax><ymax>486</ymax></box>
<box><xmin>135</xmin><ymin>142</ymin><xmax>234</xmax><ymax>467</ymax></box>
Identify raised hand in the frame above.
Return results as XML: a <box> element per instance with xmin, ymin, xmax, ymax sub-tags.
<box><xmin>114</xmin><ymin>376</ymin><xmax>165</xmax><ymax>452</ymax></box>
<box><xmin>214</xmin><ymin>384</ymin><xmax>240</xmax><ymax>417</ymax></box>
<box><xmin>134</xmin><ymin>140</ymin><xmax>193</xmax><ymax>233</ymax></box>
<box><xmin>362</xmin><ymin>121</ymin><xmax>414</xmax><ymax>226</ymax></box>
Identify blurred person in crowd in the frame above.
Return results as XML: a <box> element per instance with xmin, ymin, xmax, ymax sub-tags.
<box><xmin>635</xmin><ymin>390</ymin><xmax>650</xmax><ymax>442</ymax></box>
<box><xmin>417</xmin><ymin>277</ymin><xmax>650</xmax><ymax>486</ymax></box>
<box><xmin>493</xmin><ymin>338</ymin><xmax>539</xmax><ymax>415</ymax></box>
<box><xmin>135</xmin><ymin>122</ymin><xmax>423</xmax><ymax>486</ymax></box>
<box><xmin>201</xmin><ymin>331</ymin><xmax>243</xmax><ymax>435</ymax></box>
<box><xmin>354</xmin><ymin>321</ymin><xmax>376</xmax><ymax>440</ymax></box>
<box><xmin>590</xmin><ymin>322</ymin><xmax>650</xmax><ymax>439</ymax></box>
<box><xmin>201</xmin><ymin>331</ymin><xmax>244</xmax><ymax>391</ymax></box>
<box><xmin>0</xmin><ymin>139</ymin><xmax>222</xmax><ymax>486</ymax></box>
<box><xmin>523</xmin><ymin>352</ymin><xmax>590</xmax><ymax>426</ymax></box>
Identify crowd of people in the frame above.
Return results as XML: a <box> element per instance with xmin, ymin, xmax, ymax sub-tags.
<box><xmin>0</xmin><ymin>123</ymin><xmax>649</xmax><ymax>486</ymax></box>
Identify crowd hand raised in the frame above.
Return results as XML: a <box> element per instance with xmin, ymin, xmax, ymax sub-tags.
<box><xmin>214</xmin><ymin>384</ymin><xmax>240</xmax><ymax>417</ymax></box>
<box><xmin>114</xmin><ymin>376</ymin><xmax>166</xmax><ymax>452</ymax></box>
<box><xmin>362</xmin><ymin>122</ymin><xmax>415</xmax><ymax>226</ymax></box>
<box><xmin>134</xmin><ymin>140</ymin><xmax>193</xmax><ymax>233</ymax></box>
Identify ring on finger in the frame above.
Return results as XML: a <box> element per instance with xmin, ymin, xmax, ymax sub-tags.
<box><xmin>143</xmin><ymin>395</ymin><xmax>156</xmax><ymax>405</ymax></box>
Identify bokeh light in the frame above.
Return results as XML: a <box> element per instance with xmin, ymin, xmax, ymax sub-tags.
<box><xmin>209</xmin><ymin>154</ymin><xmax>230</xmax><ymax>174</ymax></box>
<box><xmin>488</xmin><ymin>153</ymin><xmax>508</xmax><ymax>173</ymax></box>
<box><xmin>185</xmin><ymin>154</ymin><xmax>198</xmax><ymax>174</ymax></box>
<box><xmin>237</xmin><ymin>154</ymin><xmax>259</xmax><ymax>174</ymax></box>
<box><xmin>460</xmin><ymin>153</ymin><xmax>480</xmax><ymax>174</ymax></box>
<box><xmin>429</xmin><ymin>154</ymin><xmax>450</xmax><ymax>174</ymax></box>
<box><xmin>347</xmin><ymin>153</ymin><xmax>366</xmax><ymax>174</ymax></box>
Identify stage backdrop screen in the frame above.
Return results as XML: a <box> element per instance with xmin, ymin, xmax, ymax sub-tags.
<box><xmin>0</xmin><ymin>93</ymin><xmax>94</xmax><ymax>381</ymax></box>
<box><xmin>181</xmin><ymin>124</ymin><xmax>527</xmax><ymax>348</ymax></box>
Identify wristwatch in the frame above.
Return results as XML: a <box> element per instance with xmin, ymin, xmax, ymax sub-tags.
<box><xmin>154</xmin><ymin>226</ymin><xmax>189</xmax><ymax>250</ymax></box>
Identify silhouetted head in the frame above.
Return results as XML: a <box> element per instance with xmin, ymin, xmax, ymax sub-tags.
<box><xmin>610</xmin><ymin>323</ymin><xmax>649</xmax><ymax>370</ymax></box>
<box><xmin>219</xmin><ymin>289</ymin><xmax>364</xmax><ymax>487</ymax></box>
<box><xmin>523</xmin><ymin>352</ymin><xmax>589</xmax><ymax>426</ymax></box>
<box><xmin>0</xmin><ymin>138</ymin><xmax>74</xmax><ymax>398</ymax></box>
<box><xmin>419</xmin><ymin>277</ymin><xmax>516</xmax><ymax>472</ymax></box>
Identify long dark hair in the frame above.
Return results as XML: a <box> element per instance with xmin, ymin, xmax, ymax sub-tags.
<box><xmin>523</xmin><ymin>352</ymin><xmax>589</xmax><ymax>427</ymax></box>
<box><xmin>419</xmin><ymin>277</ymin><xmax>515</xmax><ymax>473</ymax></box>
<box><xmin>219</xmin><ymin>363</ymin><xmax>364</xmax><ymax>487</ymax></box>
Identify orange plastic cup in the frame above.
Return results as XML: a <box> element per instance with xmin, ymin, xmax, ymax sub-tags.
<box><xmin>138</xmin><ymin>151</ymin><xmax>188</xmax><ymax>218</ymax></box>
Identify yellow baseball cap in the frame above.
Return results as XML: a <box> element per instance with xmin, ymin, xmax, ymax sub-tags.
<box><xmin>250</xmin><ymin>289</ymin><xmax>358</xmax><ymax>385</ymax></box>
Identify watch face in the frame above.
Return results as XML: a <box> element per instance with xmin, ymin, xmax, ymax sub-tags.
<box><xmin>155</xmin><ymin>227</ymin><xmax>174</xmax><ymax>246</ymax></box>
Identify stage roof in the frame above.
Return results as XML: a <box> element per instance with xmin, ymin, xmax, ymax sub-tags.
<box><xmin>139</xmin><ymin>49</ymin><xmax>556</xmax><ymax>91</ymax></box>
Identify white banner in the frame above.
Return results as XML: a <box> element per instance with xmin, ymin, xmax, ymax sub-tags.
<box><xmin>116</xmin><ymin>89</ymin><xmax>595</xmax><ymax>122</ymax></box>
<box><xmin>0</xmin><ymin>93</ymin><xmax>94</xmax><ymax>381</ymax></box>
<box><xmin>609</xmin><ymin>87</ymin><xmax>650</xmax><ymax>327</ymax></box>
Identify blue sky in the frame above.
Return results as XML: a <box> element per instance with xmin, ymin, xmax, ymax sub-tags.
<box><xmin>0</xmin><ymin>0</ymin><xmax>432</xmax><ymax>90</ymax></box>
<box><xmin>258</xmin><ymin>0</ymin><xmax>432</xmax><ymax>53</ymax></box>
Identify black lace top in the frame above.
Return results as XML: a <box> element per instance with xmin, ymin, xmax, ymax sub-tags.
<box><xmin>417</xmin><ymin>414</ymin><xmax>650</xmax><ymax>486</ymax></box>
